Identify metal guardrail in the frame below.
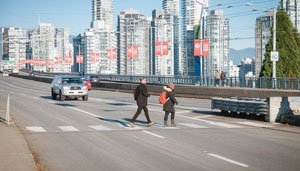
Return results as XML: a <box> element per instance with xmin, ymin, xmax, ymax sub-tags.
<box><xmin>28</xmin><ymin>71</ymin><xmax>300</xmax><ymax>90</ymax></box>
<box><xmin>211</xmin><ymin>97</ymin><xmax>268</xmax><ymax>116</ymax></box>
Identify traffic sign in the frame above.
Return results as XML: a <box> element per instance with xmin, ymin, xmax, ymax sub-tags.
<box><xmin>271</xmin><ymin>51</ymin><xmax>279</xmax><ymax>61</ymax></box>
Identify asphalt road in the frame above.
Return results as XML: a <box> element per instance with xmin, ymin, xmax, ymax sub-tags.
<box><xmin>0</xmin><ymin>76</ymin><xmax>300</xmax><ymax>171</ymax></box>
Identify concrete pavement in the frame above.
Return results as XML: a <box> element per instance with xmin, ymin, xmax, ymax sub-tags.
<box><xmin>0</xmin><ymin>76</ymin><xmax>300</xmax><ymax>171</ymax></box>
<box><xmin>0</xmin><ymin>94</ymin><xmax>36</xmax><ymax>171</ymax></box>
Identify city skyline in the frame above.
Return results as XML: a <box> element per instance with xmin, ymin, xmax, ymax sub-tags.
<box><xmin>0</xmin><ymin>0</ymin><xmax>280</xmax><ymax>50</ymax></box>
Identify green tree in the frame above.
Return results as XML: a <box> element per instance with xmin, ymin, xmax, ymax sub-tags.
<box><xmin>261</xmin><ymin>9</ymin><xmax>300</xmax><ymax>78</ymax></box>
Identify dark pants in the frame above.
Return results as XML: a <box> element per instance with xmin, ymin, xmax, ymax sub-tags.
<box><xmin>130</xmin><ymin>106</ymin><xmax>151</xmax><ymax>123</ymax></box>
<box><xmin>164</xmin><ymin>111</ymin><xmax>175</xmax><ymax>121</ymax></box>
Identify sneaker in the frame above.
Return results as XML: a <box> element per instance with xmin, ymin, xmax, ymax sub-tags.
<box><xmin>129</xmin><ymin>122</ymin><xmax>135</xmax><ymax>128</ymax></box>
<box><xmin>148</xmin><ymin>122</ymin><xmax>155</xmax><ymax>127</ymax></box>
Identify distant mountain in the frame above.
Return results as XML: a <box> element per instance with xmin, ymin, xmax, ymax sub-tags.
<box><xmin>230</xmin><ymin>48</ymin><xmax>255</xmax><ymax>65</ymax></box>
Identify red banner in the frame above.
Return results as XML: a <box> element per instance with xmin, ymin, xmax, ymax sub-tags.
<box><xmin>48</xmin><ymin>59</ymin><xmax>54</xmax><ymax>66</ymax></box>
<box><xmin>95</xmin><ymin>53</ymin><xmax>100</xmax><ymax>62</ymax></box>
<box><xmin>112</xmin><ymin>49</ymin><xmax>117</xmax><ymax>59</ymax></box>
<box><xmin>55</xmin><ymin>57</ymin><xmax>62</xmax><ymax>64</ymax></box>
<box><xmin>163</xmin><ymin>42</ymin><xmax>168</xmax><ymax>56</ymax></box>
<box><xmin>194</xmin><ymin>39</ymin><xmax>201</xmax><ymax>56</ymax></box>
<box><xmin>155</xmin><ymin>42</ymin><xmax>161</xmax><ymax>55</ymax></box>
<box><xmin>64</xmin><ymin>56</ymin><xmax>72</xmax><ymax>63</ymax></box>
<box><xmin>107</xmin><ymin>49</ymin><xmax>112</xmax><ymax>59</ymax></box>
<box><xmin>128</xmin><ymin>46</ymin><xmax>133</xmax><ymax>58</ymax></box>
<box><xmin>76</xmin><ymin>55</ymin><xmax>83</xmax><ymax>63</ymax></box>
<box><xmin>133</xmin><ymin>46</ymin><xmax>138</xmax><ymax>58</ymax></box>
<box><xmin>202</xmin><ymin>40</ymin><xmax>209</xmax><ymax>56</ymax></box>
<box><xmin>91</xmin><ymin>53</ymin><xmax>95</xmax><ymax>62</ymax></box>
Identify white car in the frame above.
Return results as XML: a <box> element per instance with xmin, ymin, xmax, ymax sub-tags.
<box><xmin>2</xmin><ymin>72</ymin><xmax>9</xmax><ymax>77</ymax></box>
<box><xmin>51</xmin><ymin>75</ymin><xmax>88</xmax><ymax>101</ymax></box>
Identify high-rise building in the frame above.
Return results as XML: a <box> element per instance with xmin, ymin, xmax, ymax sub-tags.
<box><xmin>229</xmin><ymin>61</ymin><xmax>239</xmax><ymax>78</ymax></box>
<box><xmin>239</xmin><ymin>58</ymin><xmax>255</xmax><ymax>79</ymax></box>
<box><xmin>281</xmin><ymin>0</ymin><xmax>300</xmax><ymax>33</ymax></box>
<box><xmin>1</xmin><ymin>27</ymin><xmax>27</xmax><ymax>69</ymax></box>
<box><xmin>163</xmin><ymin>0</ymin><xmax>181</xmax><ymax>75</ymax></box>
<box><xmin>206</xmin><ymin>10</ymin><xmax>230</xmax><ymax>77</ymax></box>
<box><xmin>181</xmin><ymin>0</ymin><xmax>209</xmax><ymax>76</ymax></box>
<box><xmin>117</xmin><ymin>9</ymin><xmax>150</xmax><ymax>75</ymax></box>
<box><xmin>29</xmin><ymin>23</ymin><xmax>72</xmax><ymax>72</ymax></box>
<box><xmin>91</xmin><ymin>0</ymin><xmax>114</xmax><ymax>29</ymax></box>
<box><xmin>150</xmin><ymin>9</ymin><xmax>174</xmax><ymax>76</ymax></box>
<box><xmin>255</xmin><ymin>11</ymin><xmax>273</xmax><ymax>77</ymax></box>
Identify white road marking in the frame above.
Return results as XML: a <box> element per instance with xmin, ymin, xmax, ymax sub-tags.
<box><xmin>88</xmin><ymin>125</ymin><xmax>112</xmax><ymax>131</ymax></box>
<box><xmin>122</xmin><ymin>124</ymin><xmax>143</xmax><ymax>130</ymax></box>
<box><xmin>176</xmin><ymin>110</ymin><xmax>193</xmax><ymax>114</ymax></box>
<box><xmin>178</xmin><ymin>115</ymin><xmax>242</xmax><ymax>128</ymax></box>
<box><xmin>194</xmin><ymin>115</ymin><xmax>213</xmax><ymax>119</ymax></box>
<box><xmin>0</xmin><ymin>80</ymin><xmax>46</xmax><ymax>93</ymax></box>
<box><xmin>21</xmin><ymin>94</ymin><xmax>26</xmax><ymax>96</ymax></box>
<box><xmin>68</xmin><ymin>107</ymin><xmax>102</xmax><ymax>118</ymax></box>
<box><xmin>208</xmin><ymin>153</ymin><xmax>248</xmax><ymax>168</ymax></box>
<box><xmin>26</xmin><ymin>127</ymin><xmax>46</xmax><ymax>132</ymax></box>
<box><xmin>142</xmin><ymin>131</ymin><xmax>165</xmax><ymax>139</ymax></box>
<box><xmin>179</xmin><ymin>123</ymin><xmax>209</xmax><ymax>129</ymax></box>
<box><xmin>32</xmin><ymin>97</ymin><xmax>39</xmax><ymax>100</ymax></box>
<box><xmin>58</xmin><ymin>126</ymin><xmax>79</xmax><ymax>132</ymax></box>
<box><xmin>48</xmin><ymin>101</ymin><xmax>56</xmax><ymax>104</ymax></box>
<box><xmin>236</xmin><ymin>122</ymin><xmax>273</xmax><ymax>128</ymax></box>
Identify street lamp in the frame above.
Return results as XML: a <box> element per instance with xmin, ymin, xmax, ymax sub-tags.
<box><xmin>246</xmin><ymin>2</ymin><xmax>277</xmax><ymax>88</ymax></box>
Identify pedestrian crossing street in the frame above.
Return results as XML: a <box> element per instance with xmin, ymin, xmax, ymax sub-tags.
<box><xmin>25</xmin><ymin>121</ymin><xmax>274</xmax><ymax>133</ymax></box>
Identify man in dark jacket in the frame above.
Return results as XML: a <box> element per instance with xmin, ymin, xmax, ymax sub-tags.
<box><xmin>129</xmin><ymin>77</ymin><xmax>155</xmax><ymax>127</ymax></box>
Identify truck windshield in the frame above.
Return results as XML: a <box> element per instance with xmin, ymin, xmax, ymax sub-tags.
<box><xmin>62</xmin><ymin>78</ymin><xmax>82</xmax><ymax>84</ymax></box>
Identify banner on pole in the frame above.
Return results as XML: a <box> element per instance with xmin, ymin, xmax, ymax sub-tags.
<box><xmin>155</xmin><ymin>42</ymin><xmax>161</xmax><ymax>55</ymax></box>
<box><xmin>127</xmin><ymin>46</ymin><xmax>133</xmax><ymax>58</ymax></box>
<box><xmin>133</xmin><ymin>46</ymin><xmax>138</xmax><ymax>58</ymax></box>
<box><xmin>163</xmin><ymin>42</ymin><xmax>168</xmax><ymax>56</ymax></box>
<box><xmin>194</xmin><ymin>39</ymin><xmax>201</xmax><ymax>56</ymax></box>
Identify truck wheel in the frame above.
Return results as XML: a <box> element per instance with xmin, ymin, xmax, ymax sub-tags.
<box><xmin>60</xmin><ymin>91</ymin><xmax>65</xmax><ymax>101</ymax></box>
<box><xmin>83</xmin><ymin>95</ymin><xmax>88</xmax><ymax>101</ymax></box>
<box><xmin>51</xmin><ymin>88</ymin><xmax>57</xmax><ymax>100</ymax></box>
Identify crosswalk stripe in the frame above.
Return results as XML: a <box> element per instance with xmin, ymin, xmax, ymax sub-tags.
<box><xmin>26</xmin><ymin>127</ymin><xmax>46</xmax><ymax>132</ymax></box>
<box><xmin>88</xmin><ymin>125</ymin><xmax>112</xmax><ymax>131</ymax></box>
<box><xmin>179</xmin><ymin>123</ymin><xmax>209</xmax><ymax>129</ymax></box>
<box><xmin>236</xmin><ymin>122</ymin><xmax>273</xmax><ymax>128</ymax></box>
<box><xmin>58</xmin><ymin>126</ymin><xmax>79</xmax><ymax>132</ymax></box>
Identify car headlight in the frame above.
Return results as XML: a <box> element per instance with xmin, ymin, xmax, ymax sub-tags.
<box><xmin>82</xmin><ymin>86</ymin><xmax>87</xmax><ymax>90</ymax></box>
<box><xmin>63</xmin><ymin>86</ymin><xmax>69</xmax><ymax>90</ymax></box>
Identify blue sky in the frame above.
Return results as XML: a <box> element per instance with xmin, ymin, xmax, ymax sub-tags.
<box><xmin>0</xmin><ymin>0</ymin><xmax>279</xmax><ymax>50</ymax></box>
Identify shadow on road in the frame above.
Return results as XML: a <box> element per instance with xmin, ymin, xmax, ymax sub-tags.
<box><xmin>97</xmin><ymin>117</ymin><xmax>129</xmax><ymax>127</ymax></box>
<box><xmin>106</xmin><ymin>103</ymin><xmax>131</xmax><ymax>106</ymax></box>
<box><xmin>55</xmin><ymin>103</ymin><xmax>77</xmax><ymax>107</ymax></box>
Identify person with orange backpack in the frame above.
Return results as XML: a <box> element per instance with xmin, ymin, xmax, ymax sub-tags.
<box><xmin>160</xmin><ymin>84</ymin><xmax>178</xmax><ymax>127</ymax></box>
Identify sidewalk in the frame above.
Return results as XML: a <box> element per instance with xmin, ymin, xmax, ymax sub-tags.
<box><xmin>0</xmin><ymin>109</ymin><xmax>37</xmax><ymax>171</ymax></box>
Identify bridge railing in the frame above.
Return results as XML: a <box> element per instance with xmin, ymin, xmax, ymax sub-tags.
<box><xmin>31</xmin><ymin>71</ymin><xmax>300</xmax><ymax>90</ymax></box>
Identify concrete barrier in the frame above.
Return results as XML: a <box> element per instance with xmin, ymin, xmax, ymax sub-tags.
<box><xmin>267</xmin><ymin>97</ymin><xmax>300</xmax><ymax>123</ymax></box>
<box><xmin>11</xmin><ymin>74</ymin><xmax>300</xmax><ymax>99</ymax></box>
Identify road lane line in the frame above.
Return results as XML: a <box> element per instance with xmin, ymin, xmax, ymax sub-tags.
<box><xmin>26</xmin><ymin>127</ymin><xmax>46</xmax><ymax>132</ymax></box>
<box><xmin>88</xmin><ymin>125</ymin><xmax>112</xmax><ymax>131</ymax></box>
<box><xmin>32</xmin><ymin>97</ymin><xmax>39</xmax><ymax>100</ymax></box>
<box><xmin>176</xmin><ymin>110</ymin><xmax>193</xmax><ymax>114</ymax></box>
<box><xmin>178</xmin><ymin>115</ymin><xmax>242</xmax><ymax>128</ymax></box>
<box><xmin>179</xmin><ymin>123</ymin><xmax>209</xmax><ymax>129</ymax></box>
<box><xmin>68</xmin><ymin>107</ymin><xmax>103</xmax><ymax>118</ymax></box>
<box><xmin>236</xmin><ymin>122</ymin><xmax>273</xmax><ymax>128</ymax></box>
<box><xmin>194</xmin><ymin>115</ymin><xmax>213</xmax><ymax>119</ymax></box>
<box><xmin>142</xmin><ymin>131</ymin><xmax>165</xmax><ymax>139</ymax></box>
<box><xmin>208</xmin><ymin>153</ymin><xmax>249</xmax><ymax>168</ymax></box>
<box><xmin>0</xmin><ymin>80</ymin><xmax>46</xmax><ymax>93</ymax></box>
<box><xmin>58</xmin><ymin>126</ymin><xmax>79</xmax><ymax>132</ymax></box>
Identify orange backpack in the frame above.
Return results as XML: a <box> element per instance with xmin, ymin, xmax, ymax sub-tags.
<box><xmin>159</xmin><ymin>91</ymin><xmax>167</xmax><ymax>104</ymax></box>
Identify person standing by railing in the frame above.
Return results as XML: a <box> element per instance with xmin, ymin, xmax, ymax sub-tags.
<box><xmin>215</xmin><ymin>70</ymin><xmax>221</xmax><ymax>86</ymax></box>
<box><xmin>221</xmin><ymin>71</ymin><xmax>226</xmax><ymax>87</ymax></box>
